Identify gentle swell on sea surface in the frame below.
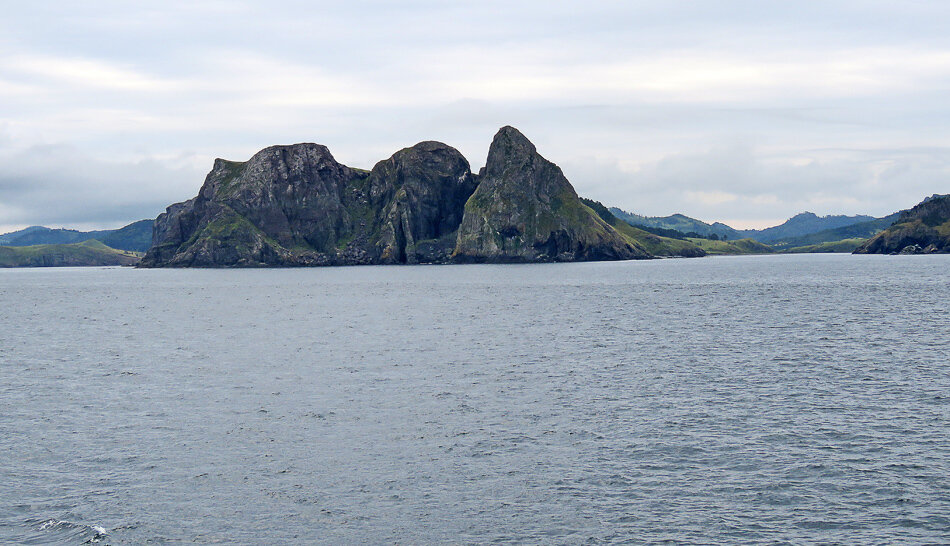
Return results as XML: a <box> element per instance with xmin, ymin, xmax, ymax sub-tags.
<box><xmin>0</xmin><ymin>254</ymin><xmax>948</xmax><ymax>543</ymax></box>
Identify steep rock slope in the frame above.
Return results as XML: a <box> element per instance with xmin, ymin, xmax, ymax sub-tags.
<box><xmin>854</xmin><ymin>195</ymin><xmax>950</xmax><ymax>254</ymax></box>
<box><xmin>141</xmin><ymin>141</ymin><xmax>476</xmax><ymax>266</ymax></box>
<box><xmin>452</xmin><ymin>127</ymin><xmax>648</xmax><ymax>262</ymax></box>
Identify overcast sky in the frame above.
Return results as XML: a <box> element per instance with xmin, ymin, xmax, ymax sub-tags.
<box><xmin>2</xmin><ymin>1</ymin><xmax>950</xmax><ymax>233</ymax></box>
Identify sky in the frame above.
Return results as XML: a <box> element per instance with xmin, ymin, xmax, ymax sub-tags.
<box><xmin>2</xmin><ymin>1</ymin><xmax>950</xmax><ymax>233</ymax></box>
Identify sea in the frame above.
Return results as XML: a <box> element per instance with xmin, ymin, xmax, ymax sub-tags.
<box><xmin>1</xmin><ymin>254</ymin><xmax>948</xmax><ymax>544</ymax></box>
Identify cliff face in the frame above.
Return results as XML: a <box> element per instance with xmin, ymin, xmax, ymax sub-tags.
<box><xmin>853</xmin><ymin>195</ymin><xmax>950</xmax><ymax>254</ymax></box>
<box><xmin>453</xmin><ymin>127</ymin><xmax>649</xmax><ymax>262</ymax></box>
<box><xmin>141</xmin><ymin>127</ymin><xmax>659</xmax><ymax>267</ymax></box>
<box><xmin>141</xmin><ymin>141</ymin><xmax>477</xmax><ymax>267</ymax></box>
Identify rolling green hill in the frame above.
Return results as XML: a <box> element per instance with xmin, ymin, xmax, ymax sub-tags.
<box><xmin>782</xmin><ymin>238</ymin><xmax>867</xmax><ymax>253</ymax></box>
<box><xmin>609</xmin><ymin>208</ymin><xmax>743</xmax><ymax>240</ymax></box>
<box><xmin>0</xmin><ymin>220</ymin><xmax>152</xmax><ymax>252</ymax></box>
<box><xmin>769</xmin><ymin>214</ymin><xmax>899</xmax><ymax>249</ymax></box>
<box><xmin>0</xmin><ymin>240</ymin><xmax>141</xmax><ymax>267</ymax></box>
<box><xmin>686</xmin><ymin>238</ymin><xmax>774</xmax><ymax>255</ymax></box>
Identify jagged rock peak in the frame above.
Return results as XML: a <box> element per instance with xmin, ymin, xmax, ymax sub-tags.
<box><xmin>452</xmin><ymin>126</ymin><xmax>648</xmax><ymax>263</ymax></box>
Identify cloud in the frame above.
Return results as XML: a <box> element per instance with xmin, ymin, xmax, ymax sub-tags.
<box><xmin>565</xmin><ymin>143</ymin><xmax>950</xmax><ymax>227</ymax></box>
<box><xmin>2</xmin><ymin>1</ymin><xmax>950</xmax><ymax>230</ymax></box>
<box><xmin>0</xmin><ymin>144</ymin><xmax>203</xmax><ymax>228</ymax></box>
<box><xmin>2</xmin><ymin>55</ymin><xmax>181</xmax><ymax>92</ymax></box>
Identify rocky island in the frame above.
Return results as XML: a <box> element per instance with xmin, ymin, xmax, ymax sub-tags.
<box><xmin>140</xmin><ymin>126</ymin><xmax>703</xmax><ymax>267</ymax></box>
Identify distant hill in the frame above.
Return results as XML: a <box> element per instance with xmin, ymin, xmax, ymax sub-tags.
<box><xmin>608</xmin><ymin>207</ymin><xmax>895</xmax><ymax>246</ymax></box>
<box><xmin>98</xmin><ymin>221</ymin><xmax>153</xmax><ymax>252</ymax></box>
<box><xmin>686</xmin><ymin>238</ymin><xmax>774</xmax><ymax>255</ymax></box>
<box><xmin>580</xmin><ymin>198</ymin><xmax>706</xmax><ymax>257</ymax></box>
<box><xmin>769</xmin><ymin>214</ymin><xmax>899</xmax><ymax>249</ymax></box>
<box><xmin>748</xmin><ymin>212</ymin><xmax>876</xmax><ymax>243</ymax></box>
<box><xmin>0</xmin><ymin>226</ymin><xmax>48</xmax><ymax>245</ymax></box>
<box><xmin>0</xmin><ymin>220</ymin><xmax>152</xmax><ymax>252</ymax></box>
<box><xmin>0</xmin><ymin>240</ymin><xmax>141</xmax><ymax>267</ymax></box>
<box><xmin>854</xmin><ymin>194</ymin><xmax>950</xmax><ymax>254</ymax></box>
<box><xmin>608</xmin><ymin>209</ymin><xmax>744</xmax><ymax>240</ymax></box>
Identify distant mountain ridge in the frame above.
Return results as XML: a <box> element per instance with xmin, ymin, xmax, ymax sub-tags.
<box><xmin>0</xmin><ymin>220</ymin><xmax>152</xmax><ymax>252</ymax></box>
<box><xmin>751</xmin><ymin>212</ymin><xmax>877</xmax><ymax>243</ymax></box>
<box><xmin>769</xmin><ymin>213</ymin><xmax>900</xmax><ymax>249</ymax></box>
<box><xmin>608</xmin><ymin>209</ymin><xmax>744</xmax><ymax>240</ymax></box>
<box><xmin>609</xmin><ymin>208</ymin><xmax>892</xmax><ymax>246</ymax></box>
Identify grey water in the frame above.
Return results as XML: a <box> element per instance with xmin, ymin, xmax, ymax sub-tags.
<box><xmin>0</xmin><ymin>254</ymin><xmax>948</xmax><ymax>544</ymax></box>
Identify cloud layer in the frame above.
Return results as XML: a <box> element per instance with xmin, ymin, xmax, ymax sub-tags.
<box><xmin>2</xmin><ymin>1</ymin><xmax>950</xmax><ymax>231</ymax></box>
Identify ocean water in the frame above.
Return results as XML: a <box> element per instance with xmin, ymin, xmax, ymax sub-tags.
<box><xmin>0</xmin><ymin>254</ymin><xmax>948</xmax><ymax>544</ymax></box>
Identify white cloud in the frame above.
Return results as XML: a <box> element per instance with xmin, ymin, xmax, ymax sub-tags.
<box><xmin>2</xmin><ymin>1</ymin><xmax>950</xmax><ymax>230</ymax></box>
<box><xmin>2</xmin><ymin>55</ymin><xmax>181</xmax><ymax>92</ymax></box>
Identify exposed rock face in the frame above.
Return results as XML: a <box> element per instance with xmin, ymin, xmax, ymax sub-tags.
<box><xmin>141</xmin><ymin>127</ymin><xmax>661</xmax><ymax>267</ymax></box>
<box><xmin>452</xmin><ymin>127</ymin><xmax>648</xmax><ymax>262</ymax></box>
<box><xmin>352</xmin><ymin>141</ymin><xmax>477</xmax><ymax>264</ymax></box>
<box><xmin>141</xmin><ymin>141</ymin><xmax>477</xmax><ymax>267</ymax></box>
<box><xmin>854</xmin><ymin>195</ymin><xmax>950</xmax><ymax>254</ymax></box>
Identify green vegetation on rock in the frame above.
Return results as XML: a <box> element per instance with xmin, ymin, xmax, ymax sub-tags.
<box><xmin>854</xmin><ymin>194</ymin><xmax>950</xmax><ymax>254</ymax></box>
<box><xmin>452</xmin><ymin>127</ymin><xmax>648</xmax><ymax>262</ymax></box>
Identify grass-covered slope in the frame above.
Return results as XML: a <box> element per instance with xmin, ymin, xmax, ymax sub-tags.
<box><xmin>582</xmin><ymin>198</ymin><xmax>705</xmax><ymax>257</ymax></box>
<box><xmin>608</xmin><ymin>208</ymin><xmax>743</xmax><ymax>240</ymax></box>
<box><xmin>782</xmin><ymin>238</ymin><xmax>867</xmax><ymax>253</ymax></box>
<box><xmin>0</xmin><ymin>240</ymin><xmax>141</xmax><ymax>267</ymax></box>
<box><xmin>98</xmin><ymin>220</ymin><xmax>154</xmax><ymax>252</ymax></box>
<box><xmin>686</xmin><ymin>237</ymin><xmax>774</xmax><ymax>255</ymax></box>
<box><xmin>769</xmin><ymin>214</ymin><xmax>899</xmax><ymax>249</ymax></box>
<box><xmin>0</xmin><ymin>220</ymin><xmax>154</xmax><ymax>252</ymax></box>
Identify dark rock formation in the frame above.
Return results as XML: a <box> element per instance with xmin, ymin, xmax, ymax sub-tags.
<box><xmin>452</xmin><ymin>127</ymin><xmax>649</xmax><ymax>262</ymax></box>
<box><xmin>141</xmin><ymin>127</ymin><xmax>667</xmax><ymax>267</ymax></box>
<box><xmin>141</xmin><ymin>141</ymin><xmax>476</xmax><ymax>267</ymax></box>
<box><xmin>854</xmin><ymin>194</ymin><xmax>950</xmax><ymax>254</ymax></box>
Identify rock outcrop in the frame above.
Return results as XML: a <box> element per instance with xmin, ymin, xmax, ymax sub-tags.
<box><xmin>853</xmin><ymin>194</ymin><xmax>950</xmax><ymax>254</ymax></box>
<box><xmin>141</xmin><ymin>141</ymin><xmax>477</xmax><ymax>267</ymax></box>
<box><xmin>141</xmin><ymin>127</ymin><xmax>668</xmax><ymax>267</ymax></box>
<box><xmin>453</xmin><ymin>127</ymin><xmax>649</xmax><ymax>262</ymax></box>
